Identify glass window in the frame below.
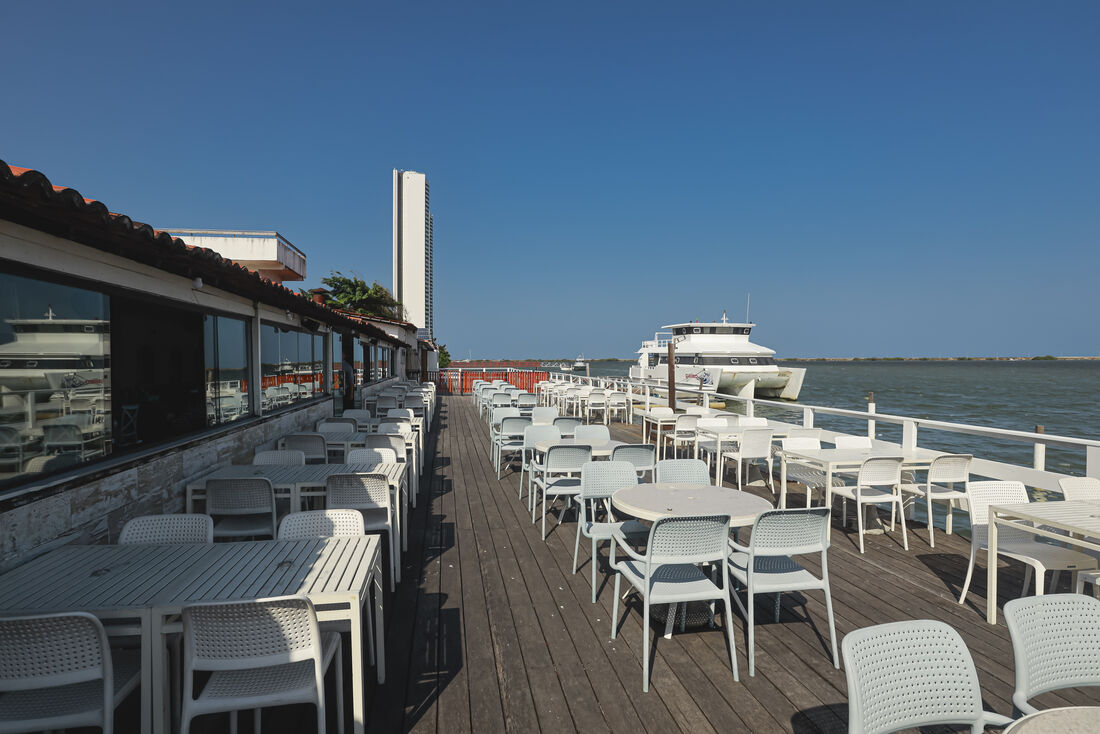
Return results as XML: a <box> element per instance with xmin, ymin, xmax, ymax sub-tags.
<box><xmin>204</xmin><ymin>315</ymin><xmax>250</xmax><ymax>426</ymax></box>
<box><xmin>332</xmin><ymin>332</ymin><xmax>344</xmax><ymax>395</ymax></box>
<box><xmin>0</xmin><ymin>272</ymin><xmax>111</xmax><ymax>486</ymax></box>
<box><xmin>312</xmin><ymin>333</ymin><xmax>324</xmax><ymax>395</ymax></box>
<box><xmin>260</xmin><ymin>322</ymin><xmax>327</xmax><ymax>411</ymax></box>
<box><xmin>353</xmin><ymin>339</ymin><xmax>365</xmax><ymax>387</ymax></box>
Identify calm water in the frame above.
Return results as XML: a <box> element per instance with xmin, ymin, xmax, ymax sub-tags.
<box><xmin>564</xmin><ymin>360</ymin><xmax>1100</xmax><ymax>475</ymax></box>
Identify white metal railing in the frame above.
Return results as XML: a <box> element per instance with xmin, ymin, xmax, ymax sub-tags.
<box><xmin>546</xmin><ymin>373</ymin><xmax>1100</xmax><ymax>490</ymax></box>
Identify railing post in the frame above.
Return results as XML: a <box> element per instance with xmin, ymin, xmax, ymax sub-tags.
<box><xmin>1033</xmin><ymin>425</ymin><xmax>1046</xmax><ymax>471</ymax></box>
<box><xmin>867</xmin><ymin>392</ymin><xmax>876</xmax><ymax>440</ymax></box>
<box><xmin>1088</xmin><ymin>446</ymin><xmax>1100</xmax><ymax>479</ymax></box>
<box><xmin>902</xmin><ymin>420</ymin><xmax>917</xmax><ymax>450</ymax></box>
<box><xmin>745</xmin><ymin>399</ymin><xmax>754</xmax><ymax>418</ymax></box>
<box><xmin>802</xmin><ymin>407</ymin><xmax>814</xmax><ymax>428</ymax></box>
<box><xmin>703</xmin><ymin>392</ymin><xmax>710</xmax><ymax>410</ymax></box>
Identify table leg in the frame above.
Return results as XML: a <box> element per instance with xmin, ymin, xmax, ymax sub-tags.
<box><xmin>987</xmin><ymin>511</ymin><xmax>999</xmax><ymax>624</ymax></box>
<box><xmin>373</xmin><ymin>557</ymin><xmax>386</xmax><ymax>683</ymax></box>
<box><xmin>825</xmin><ymin>465</ymin><xmax>834</xmax><ymax>541</ymax></box>
<box><xmin>348</xmin><ymin>595</ymin><xmax>366</xmax><ymax>734</ymax></box>
<box><xmin>780</xmin><ymin>455</ymin><xmax>788</xmax><ymax>509</ymax></box>
<box><xmin>402</xmin><ymin>479</ymin><xmax>409</xmax><ymax>553</ymax></box>
<box><xmin>142</xmin><ymin>612</ymin><xmax>154</xmax><ymax>734</ymax></box>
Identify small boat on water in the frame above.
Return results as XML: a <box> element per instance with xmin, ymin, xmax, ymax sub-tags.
<box><xmin>572</xmin><ymin>355</ymin><xmax>586</xmax><ymax>371</ymax></box>
<box><xmin>629</xmin><ymin>314</ymin><xmax>806</xmax><ymax>400</ymax></box>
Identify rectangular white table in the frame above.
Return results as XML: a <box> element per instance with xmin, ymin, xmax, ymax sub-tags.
<box><xmin>773</xmin><ymin>446</ymin><xmax>942</xmax><ymax>523</ymax></box>
<box><xmin>186</xmin><ymin>462</ymin><xmax>409</xmax><ymax>548</ymax></box>
<box><xmin>986</xmin><ymin>500</ymin><xmax>1100</xmax><ymax>624</ymax></box>
<box><xmin>635</xmin><ymin>409</ymin><xmax>678</xmax><ymax>451</ymax></box>
<box><xmin>0</xmin><ymin>537</ymin><xmax>384</xmax><ymax>734</ymax></box>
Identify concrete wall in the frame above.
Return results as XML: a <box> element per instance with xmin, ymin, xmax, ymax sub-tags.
<box><xmin>0</xmin><ymin>400</ymin><xmax>332</xmax><ymax>571</ymax></box>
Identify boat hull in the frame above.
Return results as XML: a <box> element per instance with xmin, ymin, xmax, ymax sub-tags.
<box><xmin>629</xmin><ymin>365</ymin><xmax>805</xmax><ymax>400</ymax></box>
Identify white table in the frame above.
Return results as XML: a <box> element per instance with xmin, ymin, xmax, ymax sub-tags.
<box><xmin>0</xmin><ymin>537</ymin><xmax>384</xmax><ymax>734</ymax></box>
<box><xmin>986</xmin><ymin>500</ymin><xmax>1100</xmax><ymax>624</ymax></box>
<box><xmin>534</xmin><ymin>438</ymin><xmax>625</xmax><ymax>458</ymax></box>
<box><xmin>1004</xmin><ymin>706</ymin><xmax>1100</xmax><ymax>733</ymax></box>
<box><xmin>774</xmin><ymin>446</ymin><xmax>941</xmax><ymax>518</ymax></box>
<box><xmin>635</xmin><ymin>410</ymin><xmax>678</xmax><ymax>452</ymax></box>
<box><xmin>186</xmin><ymin>462</ymin><xmax>409</xmax><ymax>549</ymax></box>
<box><xmin>612</xmin><ymin>482</ymin><xmax>774</xmax><ymax>525</ymax></box>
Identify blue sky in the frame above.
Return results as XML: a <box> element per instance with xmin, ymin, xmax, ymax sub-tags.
<box><xmin>3</xmin><ymin>2</ymin><xmax>1097</xmax><ymax>358</ymax></box>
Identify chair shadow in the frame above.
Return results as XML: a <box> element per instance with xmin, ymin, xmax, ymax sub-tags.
<box><xmin>790</xmin><ymin>704</ymin><xmax>848</xmax><ymax>734</ymax></box>
<box><xmin>400</xmin><ymin>597</ymin><xmax>463</xmax><ymax>732</ymax></box>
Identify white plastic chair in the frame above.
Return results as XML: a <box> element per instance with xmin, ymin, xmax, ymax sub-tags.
<box><xmin>609</xmin><ymin>514</ymin><xmax>739</xmax><ymax>692</ymax></box>
<box><xmin>120</xmin><ymin>514</ymin><xmax>213</xmax><ymax>545</ymax></box>
<box><xmin>205</xmin><ymin>477</ymin><xmax>277</xmax><ymax>540</ymax></box>
<box><xmin>1003</xmin><ymin>593</ymin><xmax>1100</xmax><ymax>715</ymax></box>
<box><xmin>253</xmin><ymin>449</ymin><xmax>306</xmax><ymax>466</ymax></box>
<box><xmin>841</xmin><ymin>619</ymin><xmax>1012</xmax><ymax>734</ymax></box>
<box><xmin>346</xmin><ymin>447</ymin><xmax>398</xmax><ymax>464</ymax></box>
<box><xmin>832</xmin><ymin>457</ymin><xmax>907</xmax><ymax>554</ymax></box>
<box><xmin>278</xmin><ymin>509</ymin><xmax>365</xmax><ymax>539</ymax></box>
<box><xmin>377</xmin><ymin>395</ymin><xmax>399</xmax><ymax>412</ymax></box>
<box><xmin>530</xmin><ymin>406</ymin><xmax>558</xmax><ymax>425</ymax></box>
<box><xmin>573</xmin><ymin>461</ymin><xmax>647</xmax><ymax>602</ymax></box>
<box><xmin>0</xmin><ymin>612</ymin><xmax>141</xmax><ymax>734</ymax></box>
<box><xmin>520</xmin><ymin>425</ymin><xmax>561</xmax><ymax>503</ymax></box>
<box><xmin>317</xmin><ymin>417</ymin><xmax>357</xmax><ymax>432</ymax></box>
<box><xmin>606</xmin><ymin>392</ymin><xmax>630</xmax><ymax>424</ymax></box>
<box><xmin>899</xmin><ymin>453</ymin><xmax>971</xmax><ymax>548</ymax></box>
<box><xmin>586</xmin><ymin>391</ymin><xmax>608</xmax><ymax>424</ymax></box>
<box><xmin>727</xmin><ymin>508</ymin><xmax>837</xmax><ymax>676</ymax></box>
<box><xmin>693</xmin><ymin>416</ymin><xmax>731</xmax><ymax>471</ymax></box>
<box><xmin>179</xmin><ymin>596</ymin><xmax>342</xmax><ymax>734</ymax></box>
<box><xmin>495</xmin><ymin>416</ymin><xmax>531</xmax><ymax>479</ymax></box>
<box><xmin>552</xmin><ymin>416</ymin><xmax>583</xmax><ymax>439</ymax></box>
<box><xmin>533</xmin><ymin>444</ymin><xmax>592</xmax><ymax>540</ymax></box>
<box><xmin>387</xmin><ymin>409</ymin><xmax>415</xmax><ymax>420</ymax></box>
<box><xmin>668</xmin><ymin>415</ymin><xmax>699</xmax><ymax>458</ymax></box>
<box><xmin>363</xmin><ymin>434</ymin><xmax>407</xmax><ymax>463</ymax></box>
<box><xmin>646</xmin><ymin>406</ymin><xmax>674</xmax><ymax>452</ymax></box>
<box><xmin>326</xmin><ymin>473</ymin><xmax>398</xmax><ymax>590</ymax></box>
<box><xmin>279</xmin><ymin>434</ymin><xmax>328</xmax><ymax>464</ymax></box>
<box><xmin>778</xmin><ymin>437</ymin><xmax>845</xmax><ymax>509</ymax></box>
<box><xmin>654</xmin><ymin>458</ymin><xmax>710</xmax><ymax>485</ymax></box>
<box><xmin>957</xmin><ymin>480</ymin><xmax>1098</xmax><ymax>605</ymax></box>
<box><xmin>611</xmin><ymin>444</ymin><xmax>656</xmax><ymax>481</ymax></box>
<box><xmin>834</xmin><ymin>434</ymin><xmax>872</xmax><ymax>449</ymax></box>
<box><xmin>341</xmin><ymin>408</ymin><xmax>373</xmax><ymax>428</ymax></box>
<box><xmin>574</xmin><ymin>424</ymin><xmax>610</xmax><ymax>442</ymax></box>
<box><xmin>719</xmin><ymin>428</ymin><xmax>774</xmax><ymax>493</ymax></box>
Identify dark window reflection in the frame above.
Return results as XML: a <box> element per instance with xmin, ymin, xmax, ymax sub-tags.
<box><xmin>204</xmin><ymin>315</ymin><xmax>250</xmax><ymax>426</ymax></box>
<box><xmin>260</xmin><ymin>322</ymin><xmax>325</xmax><ymax>412</ymax></box>
<box><xmin>0</xmin><ymin>273</ymin><xmax>111</xmax><ymax>485</ymax></box>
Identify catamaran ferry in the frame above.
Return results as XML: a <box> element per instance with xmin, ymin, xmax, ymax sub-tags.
<box><xmin>629</xmin><ymin>315</ymin><xmax>806</xmax><ymax>400</ymax></box>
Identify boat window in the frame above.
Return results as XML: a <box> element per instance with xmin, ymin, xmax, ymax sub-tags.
<box><xmin>204</xmin><ymin>314</ymin><xmax>250</xmax><ymax>427</ymax></box>
<box><xmin>0</xmin><ymin>272</ymin><xmax>112</xmax><ymax>489</ymax></box>
<box><xmin>692</xmin><ymin>356</ymin><xmax>700</xmax><ymax>364</ymax></box>
<box><xmin>749</xmin><ymin>357</ymin><xmax>758</xmax><ymax>365</ymax></box>
<box><xmin>692</xmin><ymin>327</ymin><xmax>700</xmax><ymax>334</ymax></box>
<box><xmin>730</xmin><ymin>357</ymin><xmax>740</xmax><ymax>365</ymax></box>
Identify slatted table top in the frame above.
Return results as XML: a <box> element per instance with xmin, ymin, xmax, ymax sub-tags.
<box><xmin>186</xmin><ymin>462</ymin><xmax>406</xmax><ymax>490</ymax></box>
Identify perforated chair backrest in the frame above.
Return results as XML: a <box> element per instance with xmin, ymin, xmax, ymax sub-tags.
<box><xmin>782</xmin><ymin>437</ymin><xmax>822</xmax><ymax>452</ymax></box>
<box><xmin>611</xmin><ymin>444</ymin><xmax>656</xmax><ymax>471</ymax></box>
<box><xmin>346</xmin><ymin>447</ymin><xmax>398</xmax><ymax>464</ymax></box>
<box><xmin>674</xmin><ymin>415</ymin><xmax>699</xmax><ymax>432</ymax></box>
<box><xmin>574</xmin><ymin>424</ymin><xmax>610</xmax><ymax>441</ymax></box>
<box><xmin>517</xmin><ymin>394</ymin><xmax>538</xmax><ymax>407</ymax></box>
<box><xmin>531</xmin><ymin>407</ymin><xmax>558</xmax><ymax>425</ymax></box>
<box><xmin>278</xmin><ymin>509</ymin><xmax>365</xmax><ymax>539</ymax></box>
<box><xmin>491</xmin><ymin>393</ymin><xmax>512</xmax><ymax>407</ymax></box>
<box><xmin>655</xmin><ymin>459</ymin><xmax>710</xmax><ymax>484</ymax></box>
<box><xmin>1059</xmin><ymin>476</ymin><xmax>1100</xmax><ymax>502</ymax></box>
<box><xmin>553</xmin><ymin>417</ymin><xmax>584</xmax><ymax>435</ymax></box>
<box><xmin>500</xmin><ymin>416</ymin><xmax>532</xmax><ymax>437</ymax></box>
<box><xmin>544</xmin><ymin>444</ymin><xmax>593</xmax><ymax>472</ymax></box>
<box><xmin>492</xmin><ymin>407</ymin><xmax>520</xmax><ymax>423</ymax></box>
<box><xmin>927</xmin><ymin>454</ymin><xmax>971</xmax><ymax>484</ymax></box>
<box><xmin>697</xmin><ymin>417</ymin><xmax>726</xmax><ymax>431</ymax></box>
<box><xmin>737</xmin><ymin>429</ymin><xmax>774</xmax><ymax>459</ymax></box>
<box><xmin>183</xmin><ymin>595</ymin><xmax>321</xmax><ymax>673</ymax></box>
<box><xmin>964</xmin><ymin>480</ymin><xmax>1028</xmax><ymax>531</ymax></box>
<box><xmin>647</xmin><ymin>514</ymin><xmax>731</xmax><ymax>565</ymax></box>
<box><xmin>835</xmin><ymin>435</ymin><xmax>872</xmax><ymax>449</ymax></box>
<box><xmin>326</xmin><ymin>473</ymin><xmax>390</xmax><ymax>509</ymax></box>
<box><xmin>0</xmin><ymin>611</ymin><xmax>111</xmax><ymax>713</ymax></box>
<box><xmin>378</xmin><ymin>396</ymin><xmax>399</xmax><ymax>410</ymax></box>
<box><xmin>387</xmin><ymin>409</ymin><xmax>415</xmax><ymax>419</ymax></box>
<box><xmin>749</xmin><ymin>508</ymin><xmax>830</xmax><ymax>556</ymax></box>
<box><xmin>842</xmin><ymin>620</ymin><xmax>986</xmax><ymax>734</ymax></box>
<box><xmin>363</xmin><ymin>434</ymin><xmax>406</xmax><ymax>457</ymax></box>
<box><xmin>580</xmin><ymin>461</ymin><xmax>638</xmax><ymax>500</ymax></box>
<box><xmin>1003</xmin><ymin>593</ymin><xmax>1100</xmax><ymax>712</ymax></box>
<box><xmin>317</xmin><ymin>417</ymin><xmax>357</xmax><ymax>431</ymax></box>
<box><xmin>650</xmin><ymin>406</ymin><xmax>674</xmax><ymax>417</ymax></box>
<box><xmin>607</xmin><ymin>392</ymin><xmax>628</xmax><ymax>406</ymax></box>
<box><xmin>523</xmin><ymin>425</ymin><xmax>560</xmax><ymax>449</ymax></box>
<box><xmin>378</xmin><ymin>422</ymin><xmax>412</xmax><ymax>436</ymax></box>
<box><xmin>120</xmin><ymin>514</ymin><xmax>214</xmax><ymax>544</ymax></box>
<box><xmin>280</xmin><ymin>433</ymin><xmax>327</xmax><ymax>459</ymax></box>
<box><xmin>739</xmin><ymin>416</ymin><xmax>767</xmax><ymax>427</ymax></box>
<box><xmin>206</xmin><ymin>478</ymin><xmax>275</xmax><ymax>516</ymax></box>
<box><xmin>856</xmin><ymin>457</ymin><xmax>903</xmax><ymax>487</ymax></box>
<box><xmin>253</xmin><ymin>450</ymin><xmax>306</xmax><ymax>466</ymax></box>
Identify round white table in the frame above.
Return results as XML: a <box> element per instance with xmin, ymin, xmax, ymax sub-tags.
<box><xmin>534</xmin><ymin>438</ymin><xmax>625</xmax><ymax>458</ymax></box>
<box><xmin>1004</xmin><ymin>706</ymin><xmax>1100</xmax><ymax>733</ymax></box>
<box><xmin>612</xmin><ymin>483</ymin><xmax>774</xmax><ymax>525</ymax></box>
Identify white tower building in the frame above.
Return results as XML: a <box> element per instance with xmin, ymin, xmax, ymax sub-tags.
<box><xmin>392</xmin><ymin>169</ymin><xmax>433</xmax><ymax>340</ymax></box>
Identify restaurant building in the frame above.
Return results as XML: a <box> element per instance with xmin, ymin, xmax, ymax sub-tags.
<box><xmin>0</xmin><ymin>161</ymin><xmax>413</xmax><ymax>568</ymax></box>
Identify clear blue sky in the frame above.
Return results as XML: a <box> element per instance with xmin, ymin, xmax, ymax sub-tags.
<box><xmin>3</xmin><ymin>2</ymin><xmax>1097</xmax><ymax>359</ymax></box>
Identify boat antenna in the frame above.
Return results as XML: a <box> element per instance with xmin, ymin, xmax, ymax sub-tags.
<box><xmin>721</xmin><ymin>310</ymin><xmax>728</xmax><ymax>324</ymax></box>
<box><xmin>745</xmin><ymin>294</ymin><xmax>750</xmax><ymax>324</ymax></box>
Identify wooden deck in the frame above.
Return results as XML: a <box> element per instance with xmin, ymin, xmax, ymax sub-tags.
<box><xmin>362</xmin><ymin>395</ymin><xmax>1098</xmax><ymax>733</ymax></box>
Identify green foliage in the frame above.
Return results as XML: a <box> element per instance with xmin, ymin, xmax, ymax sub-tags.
<box><xmin>1031</xmin><ymin>354</ymin><xmax>1057</xmax><ymax>360</ymax></box>
<box><xmin>438</xmin><ymin>344</ymin><xmax>451</xmax><ymax>369</ymax></box>
<box><xmin>321</xmin><ymin>272</ymin><xmax>402</xmax><ymax>319</ymax></box>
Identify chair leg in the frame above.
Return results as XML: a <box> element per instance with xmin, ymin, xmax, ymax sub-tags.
<box><xmin>747</xmin><ymin>587</ymin><xmax>756</xmax><ymax>676</ymax></box>
<box><xmin>856</xmin><ymin>502</ymin><xmax>865</xmax><ymax>554</ymax></box>
<box><xmin>823</xmin><ymin>583</ymin><xmax>839</xmax><ymax>668</ymax></box>
<box><xmin>774</xmin><ymin>592</ymin><xmax>782</xmax><ymax>624</ymax></box>
<box><xmin>591</xmin><ymin>537</ymin><xmax>599</xmax><ymax>603</ymax></box>
<box><xmin>897</xmin><ymin>498</ymin><xmax>909</xmax><ymax>550</ymax></box>
<box><xmin>1023</xmin><ymin>566</ymin><xmax>1033</xmax><ymax>596</ymax></box>
<box><xmin>946</xmin><ymin>500</ymin><xmax>954</xmax><ymax>534</ymax></box>
<box><xmin>642</xmin><ymin>599</ymin><xmax>651</xmax><ymax>692</ymax></box>
<box><xmin>721</xmin><ymin>593</ymin><xmax>740</xmax><ymax>682</ymax></box>
<box><xmin>334</xmin><ymin>641</ymin><xmax>344</xmax><ymax>734</ymax></box>
<box><xmin>958</xmin><ymin>544</ymin><xmax>977</xmax><ymax>604</ymax></box>
<box><xmin>541</xmin><ymin>494</ymin><xmax>548</xmax><ymax>540</ymax></box>
<box><xmin>927</xmin><ymin>496</ymin><xmax>936</xmax><ymax>548</ymax></box>
<box><xmin>572</xmin><ymin>516</ymin><xmax>582</xmax><ymax>573</ymax></box>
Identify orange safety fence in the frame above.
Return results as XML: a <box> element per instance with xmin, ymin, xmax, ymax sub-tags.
<box><xmin>436</xmin><ymin>370</ymin><xmax>550</xmax><ymax>394</ymax></box>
